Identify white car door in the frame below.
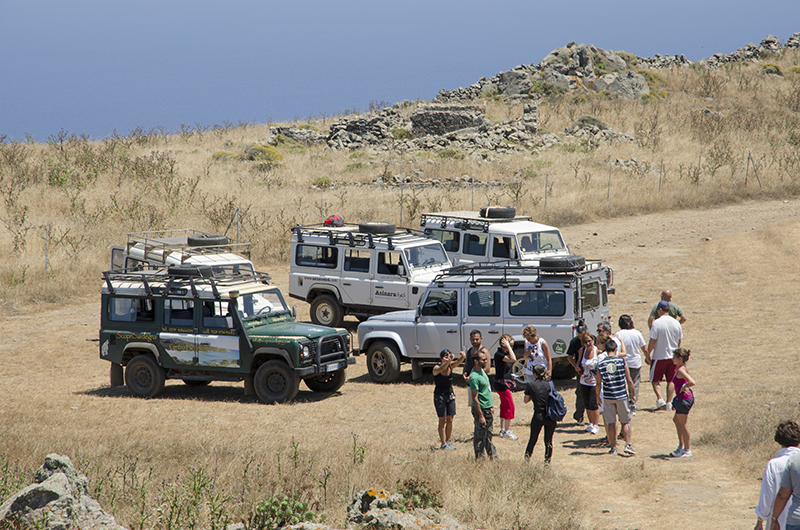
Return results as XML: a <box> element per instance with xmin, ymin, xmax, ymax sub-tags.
<box><xmin>415</xmin><ymin>289</ymin><xmax>461</xmax><ymax>356</ymax></box>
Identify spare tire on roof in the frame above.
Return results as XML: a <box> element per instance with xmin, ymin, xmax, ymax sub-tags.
<box><xmin>187</xmin><ymin>233</ymin><xmax>229</xmax><ymax>247</ymax></box>
<box><xmin>479</xmin><ymin>206</ymin><xmax>516</xmax><ymax>219</ymax></box>
<box><xmin>358</xmin><ymin>222</ymin><xmax>396</xmax><ymax>235</ymax></box>
<box><xmin>539</xmin><ymin>255</ymin><xmax>585</xmax><ymax>272</ymax></box>
<box><xmin>168</xmin><ymin>264</ymin><xmax>214</xmax><ymax>278</ymax></box>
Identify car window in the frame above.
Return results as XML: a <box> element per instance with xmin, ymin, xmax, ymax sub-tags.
<box><xmin>202</xmin><ymin>300</ymin><xmax>236</xmax><ymax>329</ymax></box>
<box><xmin>239</xmin><ymin>289</ymin><xmax>289</xmax><ymax>319</ymax></box>
<box><xmin>165</xmin><ymin>299</ymin><xmax>195</xmax><ymax>326</ymax></box>
<box><xmin>108</xmin><ymin>297</ymin><xmax>155</xmax><ymax>322</ymax></box>
<box><xmin>492</xmin><ymin>236</ymin><xmax>516</xmax><ymax>259</ymax></box>
<box><xmin>424</xmin><ymin>229</ymin><xmax>460</xmax><ymax>252</ymax></box>
<box><xmin>377</xmin><ymin>251</ymin><xmax>403</xmax><ymax>276</ymax></box>
<box><xmin>517</xmin><ymin>230</ymin><xmax>566</xmax><ymax>253</ymax></box>
<box><xmin>463</xmin><ymin>233</ymin><xmax>487</xmax><ymax>256</ymax></box>
<box><xmin>344</xmin><ymin>249</ymin><xmax>371</xmax><ymax>273</ymax></box>
<box><xmin>509</xmin><ymin>290</ymin><xmax>566</xmax><ymax>316</ymax></box>
<box><xmin>295</xmin><ymin>244</ymin><xmax>338</xmax><ymax>269</ymax></box>
<box><xmin>420</xmin><ymin>290</ymin><xmax>458</xmax><ymax>316</ymax></box>
<box><xmin>468</xmin><ymin>290</ymin><xmax>500</xmax><ymax>317</ymax></box>
<box><xmin>583</xmin><ymin>281</ymin><xmax>600</xmax><ymax>310</ymax></box>
<box><xmin>404</xmin><ymin>244</ymin><xmax>449</xmax><ymax>269</ymax></box>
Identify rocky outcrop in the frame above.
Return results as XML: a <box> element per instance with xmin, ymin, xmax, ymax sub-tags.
<box><xmin>0</xmin><ymin>454</ymin><xmax>126</xmax><ymax>530</ymax></box>
<box><xmin>269</xmin><ymin>125</ymin><xmax>327</xmax><ymax>146</ymax></box>
<box><xmin>410</xmin><ymin>104</ymin><xmax>485</xmax><ymax>136</ymax></box>
<box><xmin>345</xmin><ymin>489</ymin><xmax>468</xmax><ymax>530</ymax></box>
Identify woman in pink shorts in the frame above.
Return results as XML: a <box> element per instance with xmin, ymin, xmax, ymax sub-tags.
<box><xmin>494</xmin><ymin>334</ymin><xmax>518</xmax><ymax>440</ymax></box>
<box><xmin>670</xmin><ymin>347</ymin><xmax>695</xmax><ymax>457</ymax></box>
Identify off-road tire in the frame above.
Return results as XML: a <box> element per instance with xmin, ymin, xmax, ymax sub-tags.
<box><xmin>304</xmin><ymin>369</ymin><xmax>347</xmax><ymax>393</ymax></box>
<box><xmin>125</xmin><ymin>355</ymin><xmax>165</xmax><ymax>398</ymax></box>
<box><xmin>254</xmin><ymin>360</ymin><xmax>300</xmax><ymax>403</ymax></box>
<box><xmin>479</xmin><ymin>206</ymin><xmax>516</xmax><ymax>219</ymax></box>
<box><xmin>310</xmin><ymin>294</ymin><xmax>343</xmax><ymax>327</ymax></box>
<box><xmin>168</xmin><ymin>264</ymin><xmax>213</xmax><ymax>278</ymax></box>
<box><xmin>358</xmin><ymin>222</ymin><xmax>396</xmax><ymax>235</ymax></box>
<box><xmin>539</xmin><ymin>255</ymin><xmax>585</xmax><ymax>272</ymax></box>
<box><xmin>188</xmin><ymin>233</ymin><xmax>229</xmax><ymax>247</ymax></box>
<box><xmin>366</xmin><ymin>341</ymin><xmax>401</xmax><ymax>383</ymax></box>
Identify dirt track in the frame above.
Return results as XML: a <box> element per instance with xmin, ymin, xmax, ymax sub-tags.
<box><xmin>3</xmin><ymin>197</ymin><xmax>800</xmax><ymax>529</ymax></box>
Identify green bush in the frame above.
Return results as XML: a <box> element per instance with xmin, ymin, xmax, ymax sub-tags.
<box><xmin>637</xmin><ymin>69</ymin><xmax>666</xmax><ymax>91</ymax></box>
<box><xmin>345</xmin><ymin>162</ymin><xmax>367</xmax><ymax>172</ymax></box>
<box><xmin>272</xmin><ymin>135</ymin><xmax>307</xmax><ymax>154</ymax></box>
<box><xmin>480</xmin><ymin>87</ymin><xmax>501</xmax><ymax>101</ymax></box>
<box><xmin>247</xmin><ymin>494</ymin><xmax>317</xmax><ymax>530</ymax></box>
<box><xmin>396</xmin><ymin>479</ymin><xmax>442</xmax><ymax>511</ymax></box>
<box><xmin>298</xmin><ymin>124</ymin><xmax>319</xmax><ymax>131</ymax></box>
<box><xmin>211</xmin><ymin>151</ymin><xmax>237</xmax><ymax>161</ymax></box>
<box><xmin>437</xmin><ymin>149</ymin><xmax>466</xmax><ymax>160</ymax></box>
<box><xmin>312</xmin><ymin>176</ymin><xmax>332</xmax><ymax>188</ymax></box>
<box><xmin>763</xmin><ymin>63</ymin><xmax>784</xmax><ymax>76</ymax></box>
<box><xmin>530</xmin><ymin>80</ymin><xmax>566</xmax><ymax>97</ymax></box>
<box><xmin>240</xmin><ymin>145</ymin><xmax>284</xmax><ymax>162</ymax></box>
<box><xmin>391</xmin><ymin>128</ymin><xmax>410</xmax><ymax>140</ymax></box>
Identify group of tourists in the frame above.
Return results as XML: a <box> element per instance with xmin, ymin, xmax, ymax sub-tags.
<box><xmin>432</xmin><ymin>287</ymin><xmax>696</xmax><ymax>463</ymax></box>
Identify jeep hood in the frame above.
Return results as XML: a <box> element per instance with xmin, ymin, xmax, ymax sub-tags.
<box><xmin>246</xmin><ymin>320</ymin><xmax>341</xmax><ymax>339</ymax></box>
<box><xmin>362</xmin><ymin>310</ymin><xmax>416</xmax><ymax>323</ymax></box>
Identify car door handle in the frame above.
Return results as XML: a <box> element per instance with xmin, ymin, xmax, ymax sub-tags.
<box><xmin>446</xmin><ymin>330</ymin><xmax>458</xmax><ymax>334</ymax></box>
<box><xmin>375</xmin><ymin>285</ymin><xmax>383</xmax><ymax>289</ymax></box>
<box><xmin>199</xmin><ymin>342</ymin><xmax>210</xmax><ymax>346</ymax></box>
<box><xmin>488</xmin><ymin>330</ymin><xmax>499</xmax><ymax>334</ymax></box>
<box><xmin>343</xmin><ymin>282</ymin><xmax>352</xmax><ymax>286</ymax></box>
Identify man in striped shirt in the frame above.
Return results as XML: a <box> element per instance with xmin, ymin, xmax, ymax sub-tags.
<box><xmin>594</xmin><ymin>340</ymin><xmax>637</xmax><ymax>456</ymax></box>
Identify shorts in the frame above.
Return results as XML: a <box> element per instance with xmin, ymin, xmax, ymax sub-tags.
<box><xmin>580</xmin><ymin>384</ymin><xmax>598</xmax><ymax>411</ymax></box>
<box><xmin>434</xmin><ymin>392</ymin><xmax>456</xmax><ymax>417</ymax></box>
<box><xmin>672</xmin><ymin>394</ymin><xmax>694</xmax><ymax>415</ymax></box>
<box><xmin>603</xmin><ymin>398</ymin><xmax>632</xmax><ymax>425</ymax></box>
<box><xmin>650</xmin><ymin>358</ymin><xmax>676</xmax><ymax>383</ymax></box>
<box><xmin>497</xmin><ymin>389</ymin><xmax>515</xmax><ymax>420</ymax></box>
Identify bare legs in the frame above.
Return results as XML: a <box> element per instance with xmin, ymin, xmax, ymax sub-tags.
<box><xmin>673</xmin><ymin>413</ymin><xmax>690</xmax><ymax>450</ymax></box>
<box><xmin>438</xmin><ymin>416</ymin><xmax>454</xmax><ymax>445</ymax></box>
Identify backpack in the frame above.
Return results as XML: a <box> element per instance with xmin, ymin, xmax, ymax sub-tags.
<box><xmin>546</xmin><ymin>381</ymin><xmax>567</xmax><ymax>422</ymax></box>
<box><xmin>323</xmin><ymin>215</ymin><xmax>344</xmax><ymax>227</ymax></box>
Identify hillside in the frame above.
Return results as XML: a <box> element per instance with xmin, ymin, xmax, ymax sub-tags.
<box><xmin>1</xmin><ymin>32</ymin><xmax>800</xmax><ymax>308</ymax></box>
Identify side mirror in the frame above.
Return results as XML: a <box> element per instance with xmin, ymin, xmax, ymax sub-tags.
<box><xmin>414</xmin><ymin>307</ymin><xmax>420</xmax><ymax>323</ymax></box>
<box><xmin>397</xmin><ymin>264</ymin><xmax>405</xmax><ymax>276</ymax></box>
<box><xmin>292</xmin><ymin>305</ymin><xmax>297</xmax><ymax>318</ymax></box>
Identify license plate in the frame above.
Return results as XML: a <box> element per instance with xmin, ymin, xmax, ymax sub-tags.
<box><xmin>326</xmin><ymin>362</ymin><xmax>340</xmax><ymax>372</ymax></box>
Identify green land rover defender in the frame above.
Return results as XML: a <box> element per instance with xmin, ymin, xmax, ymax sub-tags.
<box><xmin>99</xmin><ymin>266</ymin><xmax>354</xmax><ymax>403</ymax></box>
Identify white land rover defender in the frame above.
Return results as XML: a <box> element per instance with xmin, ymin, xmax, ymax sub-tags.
<box><xmin>420</xmin><ymin>207</ymin><xmax>570</xmax><ymax>266</ymax></box>
<box><xmin>111</xmin><ymin>229</ymin><xmax>255</xmax><ymax>275</ymax></box>
<box><xmin>289</xmin><ymin>222</ymin><xmax>451</xmax><ymax>327</ymax></box>
<box><xmin>357</xmin><ymin>256</ymin><xmax>614</xmax><ymax>383</ymax></box>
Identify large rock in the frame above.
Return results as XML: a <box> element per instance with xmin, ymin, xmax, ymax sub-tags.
<box><xmin>0</xmin><ymin>454</ymin><xmax>126</xmax><ymax>530</ymax></box>
<box><xmin>410</xmin><ymin>104</ymin><xmax>485</xmax><ymax>136</ymax></box>
<box><xmin>497</xmin><ymin>69</ymin><xmax>532</xmax><ymax>96</ymax></box>
<box><xmin>591</xmin><ymin>71</ymin><xmax>650</xmax><ymax>99</ymax></box>
<box><xmin>346</xmin><ymin>489</ymin><xmax>468</xmax><ymax>530</ymax></box>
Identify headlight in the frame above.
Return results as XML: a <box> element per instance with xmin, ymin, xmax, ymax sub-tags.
<box><xmin>301</xmin><ymin>345</ymin><xmax>311</xmax><ymax>359</ymax></box>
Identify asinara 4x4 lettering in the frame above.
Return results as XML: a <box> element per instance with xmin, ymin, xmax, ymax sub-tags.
<box><xmin>99</xmin><ymin>265</ymin><xmax>353</xmax><ymax>403</ymax></box>
<box><xmin>357</xmin><ymin>257</ymin><xmax>614</xmax><ymax>384</ymax></box>
<box><xmin>289</xmin><ymin>221</ymin><xmax>451</xmax><ymax>327</ymax></box>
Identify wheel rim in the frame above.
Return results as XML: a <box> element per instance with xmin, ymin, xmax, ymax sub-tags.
<box><xmin>132</xmin><ymin>367</ymin><xmax>153</xmax><ymax>390</ymax></box>
<box><xmin>371</xmin><ymin>351</ymin><xmax>386</xmax><ymax>376</ymax></box>
<box><xmin>315</xmin><ymin>302</ymin><xmax>334</xmax><ymax>326</ymax></box>
<box><xmin>267</xmin><ymin>371</ymin><xmax>287</xmax><ymax>394</ymax></box>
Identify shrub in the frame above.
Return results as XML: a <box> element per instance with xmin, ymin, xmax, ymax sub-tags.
<box><xmin>248</xmin><ymin>494</ymin><xmax>317</xmax><ymax>530</ymax></box>
<box><xmin>530</xmin><ymin>80</ymin><xmax>566</xmax><ymax>97</ymax></box>
<box><xmin>789</xmin><ymin>66</ymin><xmax>800</xmax><ymax>76</ymax></box>
<box><xmin>396</xmin><ymin>479</ymin><xmax>442</xmax><ymax>510</ymax></box>
<box><xmin>763</xmin><ymin>63</ymin><xmax>784</xmax><ymax>76</ymax></box>
<box><xmin>312</xmin><ymin>176</ymin><xmax>332</xmax><ymax>188</ymax></box>
<box><xmin>345</xmin><ymin>162</ymin><xmax>367</xmax><ymax>172</ymax></box>
<box><xmin>241</xmin><ymin>144</ymin><xmax>284</xmax><ymax>163</ymax></box>
<box><xmin>298</xmin><ymin>124</ymin><xmax>319</xmax><ymax>131</ymax></box>
<box><xmin>573</xmin><ymin>115</ymin><xmax>608</xmax><ymax>130</ymax></box>
<box><xmin>211</xmin><ymin>151</ymin><xmax>237</xmax><ymax>161</ymax></box>
<box><xmin>481</xmin><ymin>87</ymin><xmax>501</xmax><ymax>102</ymax></box>
<box><xmin>637</xmin><ymin>69</ymin><xmax>666</xmax><ymax>91</ymax></box>
<box><xmin>391</xmin><ymin>128</ymin><xmax>410</xmax><ymax>140</ymax></box>
<box><xmin>437</xmin><ymin>149</ymin><xmax>466</xmax><ymax>160</ymax></box>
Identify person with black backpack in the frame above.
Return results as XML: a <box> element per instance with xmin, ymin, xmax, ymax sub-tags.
<box><xmin>523</xmin><ymin>364</ymin><xmax>558</xmax><ymax>464</ymax></box>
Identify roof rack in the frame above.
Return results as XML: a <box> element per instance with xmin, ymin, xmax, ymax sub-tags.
<box><xmin>420</xmin><ymin>211</ymin><xmax>533</xmax><ymax>232</ymax></box>
<box><xmin>291</xmin><ymin>224</ymin><xmax>434</xmax><ymax>249</ymax></box>
<box><xmin>431</xmin><ymin>260</ymin><xmax>606</xmax><ymax>286</ymax></box>
<box><xmin>102</xmin><ymin>267</ymin><xmax>271</xmax><ymax>298</ymax></box>
<box><xmin>125</xmin><ymin>229</ymin><xmax>252</xmax><ymax>262</ymax></box>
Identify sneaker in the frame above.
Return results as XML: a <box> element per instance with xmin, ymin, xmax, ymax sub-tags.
<box><xmin>608</xmin><ymin>447</ymin><xmax>617</xmax><ymax>455</ymax></box>
<box><xmin>670</xmin><ymin>446</ymin><xmax>684</xmax><ymax>457</ymax></box>
<box><xmin>585</xmin><ymin>424</ymin><xmax>594</xmax><ymax>433</ymax></box>
<box><xmin>440</xmin><ymin>443</ymin><xmax>448</xmax><ymax>450</ymax></box>
<box><xmin>666</xmin><ymin>402</ymin><xmax>673</xmax><ymax>411</ymax></box>
<box><xmin>590</xmin><ymin>424</ymin><xmax>600</xmax><ymax>435</ymax></box>
<box><xmin>655</xmin><ymin>398</ymin><xmax>667</xmax><ymax>410</ymax></box>
<box><xmin>504</xmin><ymin>430</ymin><xmax>519</xmax><ymax>440</ymax></box>
<box><xmin>499</xmin><ymin>429</ymin><xmax>506</xmax><ymax>438</ymax></box>
<box><xmin>677</xmin><ymin>449</ymin><xmax>692</xmax><ymax>458</ymax></box>
<box><xmin>624</xmin><ymin>444</ymin><xmax>637</xmax><ymax>455</ymax></box>
<box><xmin>443</xmin><ymin>442</ymin><xmax>457</xmax><ymax>450</ymax></box>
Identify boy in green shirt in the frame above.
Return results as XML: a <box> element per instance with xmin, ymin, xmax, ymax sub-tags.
<box><xmin>469</xmin><ymin>351</ymin><xmax>497</xmax><ymax>460</ymax></box>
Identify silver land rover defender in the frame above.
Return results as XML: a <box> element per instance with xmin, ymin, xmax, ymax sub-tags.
<box><xmin>289</xmin><ymin>222</ymin><xmax>451</xmax><ymax>327</ymax></box>
<box><xmin>357</xmin><ymin>257</ymin><xmax>613</xmax><ymax>383</ymax></box>
<box><xmin>420</xmin><ymin>207</ymin><xmax>570</xmax><ymax>266</ymax></box>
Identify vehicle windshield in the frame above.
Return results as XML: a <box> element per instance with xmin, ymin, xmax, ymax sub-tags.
<box><xmin>238</xmin><ymin>289</ymin><xmax>289</xmax><ymax>320</ymax></box>
<box><xmin>516</xmin><ymin>231</ymin><xmax>566</xmax><ymax>254</ymax></box>
<box><xmin>403</xmin><ymin>243</ymin><xmax>450</xmax><ymax>269</ymax></box>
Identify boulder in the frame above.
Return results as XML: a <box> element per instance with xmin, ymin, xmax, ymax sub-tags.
<box><xmin>0</xmin><ymin>454</ymin><xmax>126</xmax><ymax>530</ymax></box>
<box><xmin>410</xmin><ymin>105</ymin><xmax>485</xmax><ymax>136</ymax></box>
<box><xmin>497</xmin><ymin>69</ymin><xmax>533</xmax><ymax>96</ymax></box>
<box><xmin>591</xmin><ymin>71</ymin><xmax>650</xmax><ymax>99</ymax></box>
